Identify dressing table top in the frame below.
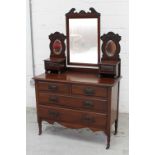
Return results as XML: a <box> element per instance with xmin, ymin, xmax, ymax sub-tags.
<box><xmin>34</xmin><ymin>70</ymin><xmax>121</xmax><ymax>87</ymax></box>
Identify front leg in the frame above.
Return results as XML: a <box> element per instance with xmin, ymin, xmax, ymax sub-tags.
<box><xmin>114</xmin><ymin>119</ymin><xmax>118</xmax><ymax>135</ymax></box>
<box><xmin>106</xmin><ymin>133</ymin><xmax>110</xmax><ymax>149</ymax></box>
<box><xmin>38</xmin><ymin>118</ymin><xmax>42</xmax><ymax>135</ymax></box>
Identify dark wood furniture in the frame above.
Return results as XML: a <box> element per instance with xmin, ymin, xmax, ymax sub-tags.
<box><xmin>99</xmin><ymin>60</ymin><xmax>120</xmax><ymax>78</ymax></box>
<box><xmin>44</xmin><ymin>58</ymin><xmax>66</xmax><ymax>74</ymax></box>
<box><xmin>34</xmin><ymin>68</ymin><xmax>120</xmax><ymax>149</ymax></box>
<box><xmin>44</xmin><ymin>32</ymin><xmax>66</xmax><ymax>73</ymax></box>
<box><xmin>34</xmin><ymin>8</ymin><xmax>122</xmax><ymax>149</ymax></box>
<box><xmin>99</xmin><ymin>32</ymin><xmax>121</xmax><ymax>78</ymax></box>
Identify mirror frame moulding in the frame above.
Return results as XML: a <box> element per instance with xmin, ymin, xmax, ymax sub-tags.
<box><xmin>66</xmin><ymin>8</ymin><xmax>101</xmax><ymax>67</ymax></box>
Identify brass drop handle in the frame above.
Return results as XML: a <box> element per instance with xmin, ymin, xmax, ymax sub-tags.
<box><xmin>48</xmin><ymin>84</ymin><xmax>58</xmax><ymax>91</ymax></box>
<box><xmin>84</xmin><ymin>88</ymin><xmax>95</xmax><ymax>96</ymax></box>
<box><xmin>48</xmin><ymin>96</ymin><xmax>58</xmax><ymax>103</ymax></box>
<box><xmin>83</xmin><ymin>100</ymin><xmax>94</xmax><ymax>108</ymax></box>
<box><xmin>48</xmin><ymin>110</ymin><xmax>59</xmax><ymax>118</ymax></box>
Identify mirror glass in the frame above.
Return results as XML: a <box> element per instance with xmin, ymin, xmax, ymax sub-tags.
<box><xmin>69</xmin><ymin>18</ymin><xmax>98</xmax><ymax>64</ymax></box>
<box><xmin>53</xmin><ymin>39</ymin><xmax>62</xmax><ymax>55</ymax></box>
<box><xmin>105</xmin><ymin>40</ymin><xmax>116</xmax><ymax>57</ymax></box>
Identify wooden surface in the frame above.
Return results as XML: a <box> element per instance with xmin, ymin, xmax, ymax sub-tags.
<box><xmin>34</xmin><ymin>71</ymin><xmax>120</xmax><ymax>86</ymax></box>
<box><xmin>34</xmin><ymin>70</ymin><xmax>120</xmax><ymax>149</ymax></box>
<box><xmin>38</xmin><ymin>105</ymin><xmax>107</xmax><ymax>129</ymax></box>
<box><xmin>38</xmin><ymin>92</ymin><xmax>108</xmax><ymax>113</ymax></box>
<box><xmin>100</xmin><ymin>60</ymin><xmax>120</xmax><ymax>65</ymax></box>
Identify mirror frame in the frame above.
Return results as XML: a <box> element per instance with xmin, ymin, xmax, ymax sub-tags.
<box><xmin>66</xmin><ymin>8</ymin><xmax>100</xmax><ymax>67</ymax></box>
<box><xmin>100</xmin><ymin>32</ymin><xmax>121</xmax><ymax>61</ymax></box>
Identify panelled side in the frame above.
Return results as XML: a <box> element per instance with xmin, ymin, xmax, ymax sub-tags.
<box><xmin>110</xmin><ymin>83</ymin><xmax>119</xmax><ymax>125</ymax></box>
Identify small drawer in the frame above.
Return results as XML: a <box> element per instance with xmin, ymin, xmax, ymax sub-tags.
<box><xmin>100</xmin><ymin>65</ymin><xmax>114</xmax><ymax>72</ymax></box>
<box><xmin>38</xmin><ymin>92</ymin><xmax>107</xmax><ymax>113</ymax></box>
<box><xmin>45</xmin><ymin>61</ymin><xmax>65</xmax><ymax>70</ymax></box>
<box><xmin>37</xmin><ymin>82</ymin><xmax>69</xmax><ymax>94</ymax></box>
<box><xmin>38</xmin><ymin>106</ymin><xmax>107</xmax><ymax>129</ymax></box>
<box><xmin>72</xmin><ymin>84</ymin><xmax>107</xmax><ymax>98</ymax></box>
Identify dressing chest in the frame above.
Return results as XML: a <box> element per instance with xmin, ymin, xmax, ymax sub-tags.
<box><xmin>33</xmin><ymin>8</ymin><xmax>122</xmax><ymax>149</ymax></box>
<box><xmin>34</xmin><ymin>69</ymin><xmax>120</xmax><ymax>149</ymax></box>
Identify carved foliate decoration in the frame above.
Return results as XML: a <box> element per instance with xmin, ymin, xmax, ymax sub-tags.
<box><xmin>66</xmin><ymin>7</ymin><xmax>100</xmax><ymax>17</ymax></box>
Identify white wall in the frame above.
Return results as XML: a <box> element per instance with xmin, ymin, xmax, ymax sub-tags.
<box><xmin>26</xmin><ymin>0</ymin><xmax>36</xmax><ymax>107</ymax></box>
<box><xmin>26</xmin><ymin>0</ymin><xmax>129</xmax><ymax>113</ymax></box>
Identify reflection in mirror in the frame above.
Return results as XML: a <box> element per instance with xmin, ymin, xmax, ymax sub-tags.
<box><xmin>69</xmin><ymin>18</ymin><xmax>98</xmax><ymax>64</ymax></box>
<box><xmin>105</xmin><ymin>40</ymin><xmax>116</xmax><ymax>57</ymax></box>
<box><xmin>53</xmin><ymin>39</ymin><xmax>62</xmax><ymax>55</ymax></box>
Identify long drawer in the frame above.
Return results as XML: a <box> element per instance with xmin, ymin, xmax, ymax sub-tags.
<box><xmin>71</xmin><ymin>84</ymin><xmax>108</xmax><ymax>98</ymax></box>
<box><xmin>37</xmin><ymin>82</ymin><xmax>70</xmax><ymax>94</ymax></box>
<box><xmin>38</xmin><ymin>92</ymin><xmax>107</xmax><ymax>113</ymax></box>
<box><xmin>38</xmin><ymin>105</ymin><xmax>107</xmax><ymax>129</ymax></box>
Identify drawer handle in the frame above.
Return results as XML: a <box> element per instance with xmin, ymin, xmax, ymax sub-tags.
<box><xmin>82</xmin><ymin>115</ymin><xmax>95</xmax><ymax>124</ymax></box>
<box><xmin>48</xmin><ymin>84</ymin><xmax>58</xmax><ymax>91</ymax></box>
<box><xmin>84</xmin><ymin>88</ymin><xmax>95</xmax><ymax>96</ymax></box>
<box><xmin>48</xmin><ymin>96</ymin><xmax>58</xmax><ymax>103</ymax></box>
<box><xmin>83</xmin><ymin>100</ymin><xmax>94</xmax><ymax>109</ymax></box>
<box><xmin>48</xmin><ymin>110</ymin><xmax>59</xmax><ymax>118</ymax></box>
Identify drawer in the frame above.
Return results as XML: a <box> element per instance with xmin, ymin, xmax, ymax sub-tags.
<box><xmin>37</xmin><ymin>82</ymin><xmax>69</xmax><ymax>94</ymax></box>
<box><xmin>100</xmin><ymin>65</ymin><xmax>114</xmax><ymax>72</ymax></box>
<box><xmin>38</xmin><ymin>106</ymin><xmax>107</xmax><ymax>129</ymax></box>
<box><xmin>72</xmin><ymin>84</ymin><xmax>107</xmax><ymax>98</ymax></box>
<box><xmin>38</xmin><ymin>92</ymin><xmax>107</xmax><ymax>113</ymax></box>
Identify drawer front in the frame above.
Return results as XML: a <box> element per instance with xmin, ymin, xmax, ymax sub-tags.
<box><xmin>38</xmin><ymin>92</ymin><xmax>107</xmax><ymax>113</ymax></box>
<box><xmin>72</xmin><ymin>84</ymin><xmax>107</xmax><ymax>98</ymax></box>
<box><xmin>37</xmin><ymin>82</ymin><xmax>69</xmax><ymax>94</ymax></box>
<box><xmin>45</xmin><ymin>61</ymin><xmax>65</xmax><ymax>70</ymax></box>
<box><xmin>38</xmin><ymin>106</ymin><xmax>107</xmax><ymax>128</ymax></box>
<box><xmin>100</xmin><ymin>65</ymin><xmax>114</xmax><ymax>72</ymax></box>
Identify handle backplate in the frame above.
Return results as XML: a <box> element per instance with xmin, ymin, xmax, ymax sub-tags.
<box><xmin>84</xmin><ymin>88</ymin><xmax>95</xmax><ymax>96</ymax></box>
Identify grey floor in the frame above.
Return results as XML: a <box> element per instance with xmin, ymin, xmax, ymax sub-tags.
<box><xmin>26</xmin><ymin>108</ymin><xmax>128</xmax><ymax>155</ymax></box>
